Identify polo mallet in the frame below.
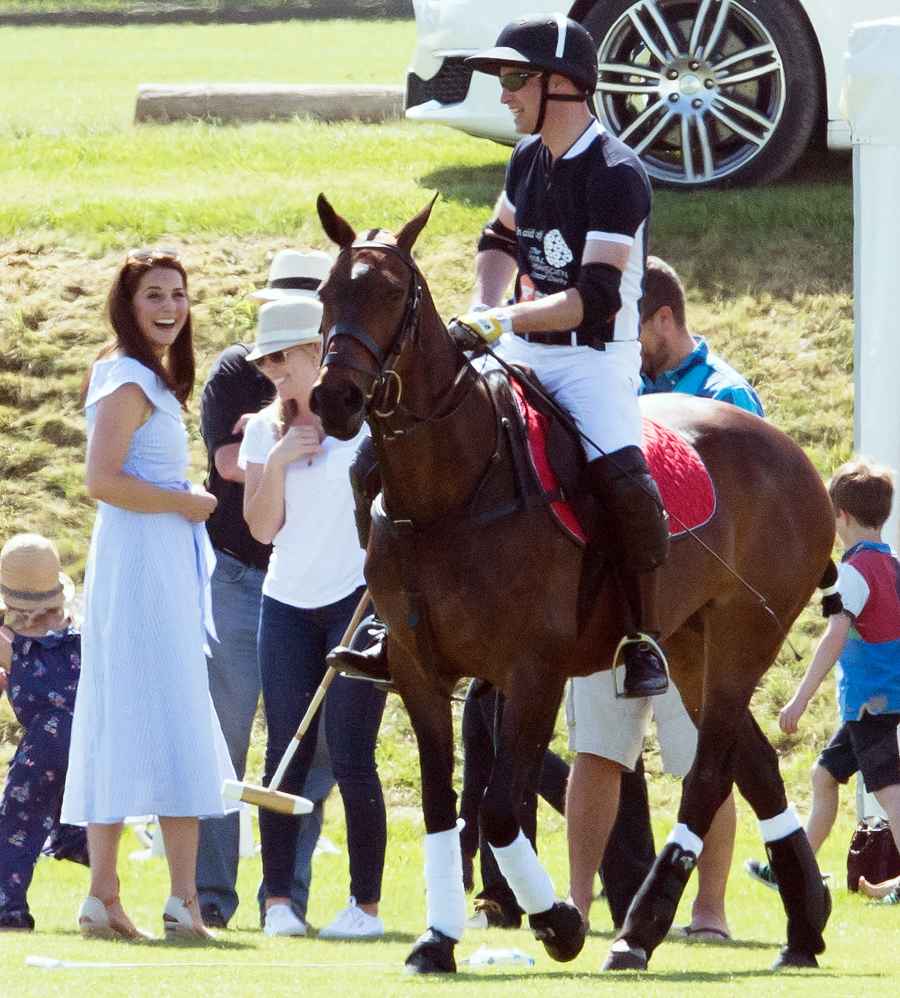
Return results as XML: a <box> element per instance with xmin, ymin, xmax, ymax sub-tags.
<box><xmin>221</xmin><ymin>588</ymin><xmax>370</xmax><ymax>815</ymax></box>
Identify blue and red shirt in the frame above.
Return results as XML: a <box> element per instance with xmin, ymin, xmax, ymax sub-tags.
<box><xmin>836</xmin><ymin>540</ymin><xmax>900</xmax><ymax>720</ymax></box>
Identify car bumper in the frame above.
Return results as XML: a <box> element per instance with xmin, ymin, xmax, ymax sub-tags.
<box><xmin>405</xmin><ymin>57</ymin><xmax>517</xmax><ymax>143</ymax></box>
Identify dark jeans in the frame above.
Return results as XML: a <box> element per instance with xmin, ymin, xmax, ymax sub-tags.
<box><xmin>258</xmin><ymin>588</ymin><xmax>387</xmax><ymax>903</ymax></box>
<box><xmin>459</xmin><ymin>682</ymin><xmax>655</xmax><ymax>927</ymax></box>
<box><xmin>198</xmin><ymin>551</ymin><xmax>331</xmax><ymax>922</ymax></box>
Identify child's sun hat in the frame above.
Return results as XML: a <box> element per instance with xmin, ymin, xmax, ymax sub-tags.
<box><xmin>0</xmin><ymin>533</ymin><xmax>74</xmax><ymax>614</ymax></box>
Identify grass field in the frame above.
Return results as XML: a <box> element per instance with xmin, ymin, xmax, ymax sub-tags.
<box><xmin>0</xmin><ymin>16</ymin><xmax>881</xmax><ymax>994</ymax></box>
<box><xmin>4</xmin><ymin>811</ymin><xmax>899</xmax><ymax>996</ymax></box>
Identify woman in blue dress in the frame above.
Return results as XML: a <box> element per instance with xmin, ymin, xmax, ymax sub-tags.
<box><xmin>61</xmin><ymin>250</ymin><xmax>235</xmax><ymax>940</ymax></box>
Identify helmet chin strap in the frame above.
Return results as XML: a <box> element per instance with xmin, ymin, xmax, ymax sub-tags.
<box><xmin>530</xmin><ymin>73</ymin><xmax>589</xmax><ymax>134</ymax></box>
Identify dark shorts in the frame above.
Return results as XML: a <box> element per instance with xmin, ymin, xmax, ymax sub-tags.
<box><xmin>818</xmin><ymin>714</ymin><xmax>900</xmax><ymax>793</ymax></box>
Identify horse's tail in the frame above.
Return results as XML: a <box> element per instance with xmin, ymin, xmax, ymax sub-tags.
<box><xmin>818</xmin><ymin>560</ymin><xmax>843</xmax><ymax>617</ymax></box>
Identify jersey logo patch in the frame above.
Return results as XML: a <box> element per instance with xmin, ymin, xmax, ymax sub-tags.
<box><xmin>543</xmin><ymin>229</ymin><xmax>573</xmax><ymax>269</ymax></box>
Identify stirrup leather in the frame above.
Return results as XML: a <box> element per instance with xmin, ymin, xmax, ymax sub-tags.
<box><xmin>610</xmin><ymin>632</ymin><xmax>669</xmax><ymax>699</ymax></box>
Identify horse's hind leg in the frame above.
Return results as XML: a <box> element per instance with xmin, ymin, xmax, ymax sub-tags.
<box><xmin>480</xmin><ymin>670</ymin><xmax>586</xmax><ymax>963</ymax></box>
<box><xmin>399</xmin><ymin>670</ymin><xmax>464</xmax><ymax>975</ymax></box>
<box><xmin>733</xmin><ymin>711</ymin><xmax>831</xmax><ymax>969</ymax></box>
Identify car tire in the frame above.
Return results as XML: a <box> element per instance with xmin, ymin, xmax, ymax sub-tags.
<box><xmin>581</xmin><ymin>0</ymin><xmax>823</xmax><ymax>189</ymax></box>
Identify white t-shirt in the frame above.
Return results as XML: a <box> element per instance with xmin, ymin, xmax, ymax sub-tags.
<box><xmin>238</xmin><ymin>406</ymin><xmax>366</xmax><ymax>609</ymax></box>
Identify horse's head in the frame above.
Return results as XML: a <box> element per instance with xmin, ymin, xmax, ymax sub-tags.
<box><xmin>310</xmin><ymin>193</ymin><xmax>437</xmax><ymax>440</ymax></box>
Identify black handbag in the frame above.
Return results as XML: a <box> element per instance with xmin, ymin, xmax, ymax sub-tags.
<box><xmin>847</xmin><ymin>820</ymin><xmax>900</xmax><ymax>891</ymax></box>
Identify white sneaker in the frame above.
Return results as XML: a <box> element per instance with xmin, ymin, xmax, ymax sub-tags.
<box><xmin>263</xmin><ymin>904</ymin><xmax>307</xmax><ymax>937</ymax></box>
<box><xmin>318</xmin><ymin>897</ymin><xmax>384</xmax><ymax>939</ymax></box>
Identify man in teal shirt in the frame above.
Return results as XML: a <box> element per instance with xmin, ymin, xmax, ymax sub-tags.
<box><xmin>639</xmin><ymin>256</ymin><xmax>764</xmax><ymax>417</ymax></box>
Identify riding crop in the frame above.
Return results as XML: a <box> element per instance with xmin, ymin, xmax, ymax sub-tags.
<box><xmin>221</xmin><ymin>588</ymin><xmax>371</xmax><ymax>815</ymax></box>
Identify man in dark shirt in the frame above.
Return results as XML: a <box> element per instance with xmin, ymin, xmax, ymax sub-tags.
<box><xmin>196</xmin><ymin>251</ymin><xmax>333</xmax><ymax>929</ymax></box>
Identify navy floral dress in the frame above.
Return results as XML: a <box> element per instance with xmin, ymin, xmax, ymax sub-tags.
<box><xmin>0</xmin><ymin>626</ymin><xmax>85</xmax><ymax>924</ymax></box>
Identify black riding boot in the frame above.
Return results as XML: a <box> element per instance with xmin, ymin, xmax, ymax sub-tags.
<box><xmin>326</xmin><ymin>615</ymin><xmax>392</xmax><ymax>683</ymax></box>
<box><xmin>619</xmin><ymin>569</ymin><xmax>669</xmax><ymax>698</ymax></box>
<box><xmin>584</xmin><ymin>447</ymin><xmax>670</xmax><ymax>698</ymax></box>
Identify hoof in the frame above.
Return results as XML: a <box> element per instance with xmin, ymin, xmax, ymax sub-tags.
<box><xmin>771</xmin><ymin>946</ymin><xmax>819</xmax><ymax>970</ymax></box>
<box><xmin>602</xmin><ymin>939</ymin><xmax>648</xmax><ymax>972</ymax></box>
<box><xmin>528</xmin><ymin>901</ymin><xmax>585</xmax><ymax>963</ymax></box>
<box><xmin>404</xmin><ymin>927</ymin><xmax>457</xmax><ymax>975</ymax></box>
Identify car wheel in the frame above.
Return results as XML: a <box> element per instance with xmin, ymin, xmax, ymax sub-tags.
<box><xmin>582</xmin><ymin>0</ymin><xmax>823</xmax><ymax>188</ymax></box>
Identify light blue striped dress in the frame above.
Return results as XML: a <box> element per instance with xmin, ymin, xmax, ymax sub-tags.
<box><xmin>61</xmin><ymin>356</ymin><xmax>235</xmax><ymax>823</ymax></box>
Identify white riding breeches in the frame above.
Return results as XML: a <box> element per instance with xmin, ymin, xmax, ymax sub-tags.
<box><xmin>477</xmin><ymin>333</ymin><xmax>643</xmax><ymax>460</ymax></box>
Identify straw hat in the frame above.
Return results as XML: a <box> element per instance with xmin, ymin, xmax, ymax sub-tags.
<box><xmin>245</xmin><ymin>298</ymin><xmax>324</xmax><ymax>363</ymax></box>
<box><xmin>249</xmin><ymin>249</ymin><xmax>333</xmax><ymax>302</ymax></box>
<box><xmin>0</xmin><ymin>533</ymin><xmax>74</xmax><ymax>613</ymax></box>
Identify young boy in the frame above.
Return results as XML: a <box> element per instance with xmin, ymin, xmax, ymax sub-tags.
<box><xmin>746</xmin><ymin>459</ymin><xmax>900</xmax><ymax>903</ymax></box>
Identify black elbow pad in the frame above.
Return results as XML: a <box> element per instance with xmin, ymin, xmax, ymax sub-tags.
<box><xmin>477</xmin><ymin>217</ymin><xmax>518</xmax><ymax>259</ymax></box>
<box><xmin>577</xmin><ymin>262</ymin><xmax>622</xmax><ymax>339</ymax></box>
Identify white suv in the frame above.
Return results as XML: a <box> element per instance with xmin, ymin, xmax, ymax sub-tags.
<box><xmin>405</xmin><ymin>0</ymin><xmax>897</xmax><ymax>188</ymax></box>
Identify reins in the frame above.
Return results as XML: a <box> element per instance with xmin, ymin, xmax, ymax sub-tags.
<box><xmin>322</xmin><ymin>240</ymin><xmax>478</xmax><ymax>433</ymax></box>
<box><xmin>475</xmin><ymin>340</ymin><xmax>803</xmax><ymax>660</ymax></box>
<box><xmin>322</xmin><ymin>238</ymin><xmax>802</xmax><ymax>660</ymax></box>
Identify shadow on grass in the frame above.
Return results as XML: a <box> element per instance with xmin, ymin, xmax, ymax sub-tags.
<box><xmin>447</xmin><ymin>968</ymin><xmax>883</xmax><ymax>983</ymax></box>
<box><xmin>420</xmin><ymin>164</ymin><xmax>507</xmax><ymax>209</ymax></box>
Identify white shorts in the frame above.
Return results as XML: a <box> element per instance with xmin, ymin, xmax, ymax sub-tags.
<box><xmin>565</xmin><ymin>669</ymin><xmax>698</xmax><ymax>777</ymax></box>
<box><xmin>477</xmin><ymin>334</ymin><xmax>643</xmax><ymax>459</ymax></box>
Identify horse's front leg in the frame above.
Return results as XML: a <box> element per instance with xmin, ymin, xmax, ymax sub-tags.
<box><xmin>481</xmin><ymin>670</ymin><xmax>586</xmax><ymax>963</ymax></box>
<box><xmin>398</xmin><ymin>665</ymin><xmax>463</xmax><ymax>975</ymax></box>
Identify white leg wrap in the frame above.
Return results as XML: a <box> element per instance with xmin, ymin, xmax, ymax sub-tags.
<box><xmin>759</xmin><ymin>804</ymin><xmax>802</xmax><ymax>843</ymax></box>
<box><xmin>666</xmin><ymin>822</ymin><xmax>704</xmax><ymax>857</ymax></box>
<box><xmin>424</xmin><ymin>824</ymin><xmax>466</xmax><ymax>941</ymax></box>
<box><xmin>490</xmin><ymin>830</ymin><xmax>556</xmax><ymax>915</ymax></box>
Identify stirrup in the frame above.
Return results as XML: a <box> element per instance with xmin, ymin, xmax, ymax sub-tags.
<box><xmin>610</xmin><ymin>632</ymin><xmax>669</xmax><ymax>700</ymax></box>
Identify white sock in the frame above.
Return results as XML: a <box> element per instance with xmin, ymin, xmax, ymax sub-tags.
<box><xmin>759</xmin><ymin>805</ymin><xmax>802</xmax><ymax>843</ymax></box>
<box><xmin>423</xmin><ymin>825</ymin><xmax>466</xmax><ymax>941</ymax></box>
<box><xmin>666</xmin><ymin>822</ymin><xmax>704</xmax><ymax>857</ymax></box>
<box><xmin>490</xmin><ymin>830</ymin><xmax>556</xmax><ymax>915</ymax></box>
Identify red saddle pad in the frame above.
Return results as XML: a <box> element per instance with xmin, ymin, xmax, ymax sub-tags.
<box><xmin>510</xmin><ymin>381</ymin><xmax>716</xmax><ymax>545</ymax></box>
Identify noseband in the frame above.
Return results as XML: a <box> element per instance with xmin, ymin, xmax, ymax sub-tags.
<box><xmin>321</xmin><ymin>239</ymin><xmax>423</xmax><ymax>417</ymax></box>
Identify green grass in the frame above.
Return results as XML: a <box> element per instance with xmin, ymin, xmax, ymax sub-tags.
<box><xmin>0</xmin><ymin>19</ymin><xmax>414</xmax><ymax>130</ymax></box>
<box><xmin>0</xmin><ymin>19</ymin><xmax>872</xmax><ymax>990</ymax></box>
<box><xmin>2</xmin><ymin>810</ymin><xmax>898</xmax><ymax>996</ymax></box>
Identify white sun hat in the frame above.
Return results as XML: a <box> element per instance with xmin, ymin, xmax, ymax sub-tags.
<box><xmin>249</xmin><ymin>249</ymin><xmax>333</xmax><ymax>302</ymax></box>
<box><xmin>246</xmin><ymin>297</ymin><xmax>324</xmax><ymax>362</ymax></box>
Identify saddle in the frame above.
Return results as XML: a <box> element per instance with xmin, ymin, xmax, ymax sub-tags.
<box><xmin>487</xmin><ymin>367</ymin><xmax>716</xmax><ymax>547</ymax></box>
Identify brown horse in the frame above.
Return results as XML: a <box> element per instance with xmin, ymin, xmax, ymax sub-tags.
<box><xmin>310</xmin><ymin>194</ymin><xmax>834</xmax><ymax>974</ymax></box>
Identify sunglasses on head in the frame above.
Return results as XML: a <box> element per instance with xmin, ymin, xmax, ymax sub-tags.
<box><xmin>127</xmin><ymin>247</ymin><xmax>180</xmax><ymax>264</ymax></box>
<box><xmin>499</xmin><ymin>71</ymin><xmax>539</xmax><ymax>92</ymax></box>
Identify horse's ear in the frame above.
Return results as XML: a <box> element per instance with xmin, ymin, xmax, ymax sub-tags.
<box><xmin>396</xmin><ymin>192</ymin><xmax>439</xmax><ymax>254</ymax></box>
<box><xmin>317</xmin><ymin>194</ymin><xmax>355</xmax><ymax>249</ymax></box>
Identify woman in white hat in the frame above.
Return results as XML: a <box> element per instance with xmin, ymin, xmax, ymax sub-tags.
<box><xmin>61</xmin><ymin>250</ymin><xmax>235</xmax><ymax>941</ymax></box>
<box><xmin>240</xmin><ymin>298</ymin><xmax>388</xmax><ymax>940</ymax></box>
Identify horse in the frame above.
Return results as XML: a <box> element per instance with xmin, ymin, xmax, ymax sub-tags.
<box><xmin>310</xmin><ymin>193</ymin><xmax>835</xmax><ymax>974</ymax></box>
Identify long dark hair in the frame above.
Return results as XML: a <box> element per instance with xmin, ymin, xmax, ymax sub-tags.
<box><xmin>81</xmin><ymin>250</ymin><xmax>195</xmax><ymax>407</ymax></box>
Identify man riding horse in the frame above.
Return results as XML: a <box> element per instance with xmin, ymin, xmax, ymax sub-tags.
<box><xmin>333</xmin><ymin>13</ymin><xmax>670</xmax><ymax>700</ymax></box>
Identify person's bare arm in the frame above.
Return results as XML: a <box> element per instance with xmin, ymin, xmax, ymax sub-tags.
<box><xmin>242</xmin><ymin>427</ymin><xmax>322</xmax><ymax>544</ymax></box>
<box><xmin>86</xmin><ymin>384</ymin><xmax>216</xmax><ymax>523</ymax></box>
<box><xmin>471</xmin><ymin>195</ymin><xmax>518</xmax><ymax>308</ymax></box>
<box><xmin>505</xmin><ymin>239</ymin><xmax>629</xmax><ymax>333</ymax></box>
<box><xmin>779</xmin><ymin>613</ymin><xmax>851</xmax><ymax>733</ymax></box>
<box><xmin>0</xmin><ymin>625</ymin><xmax>12</xmax><ymax>674</ymax></box>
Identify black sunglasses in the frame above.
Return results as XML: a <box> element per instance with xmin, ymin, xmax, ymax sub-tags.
<box><xmin>499</xmin><ymin>71</ymin><xmax>539</xmax><ymax>92</ymax></box>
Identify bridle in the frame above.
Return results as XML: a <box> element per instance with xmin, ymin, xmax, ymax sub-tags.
<box><xmin>320</xmin><ymin>239</ymin><xmax>474</xmax><ymax>427</ymax></box>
